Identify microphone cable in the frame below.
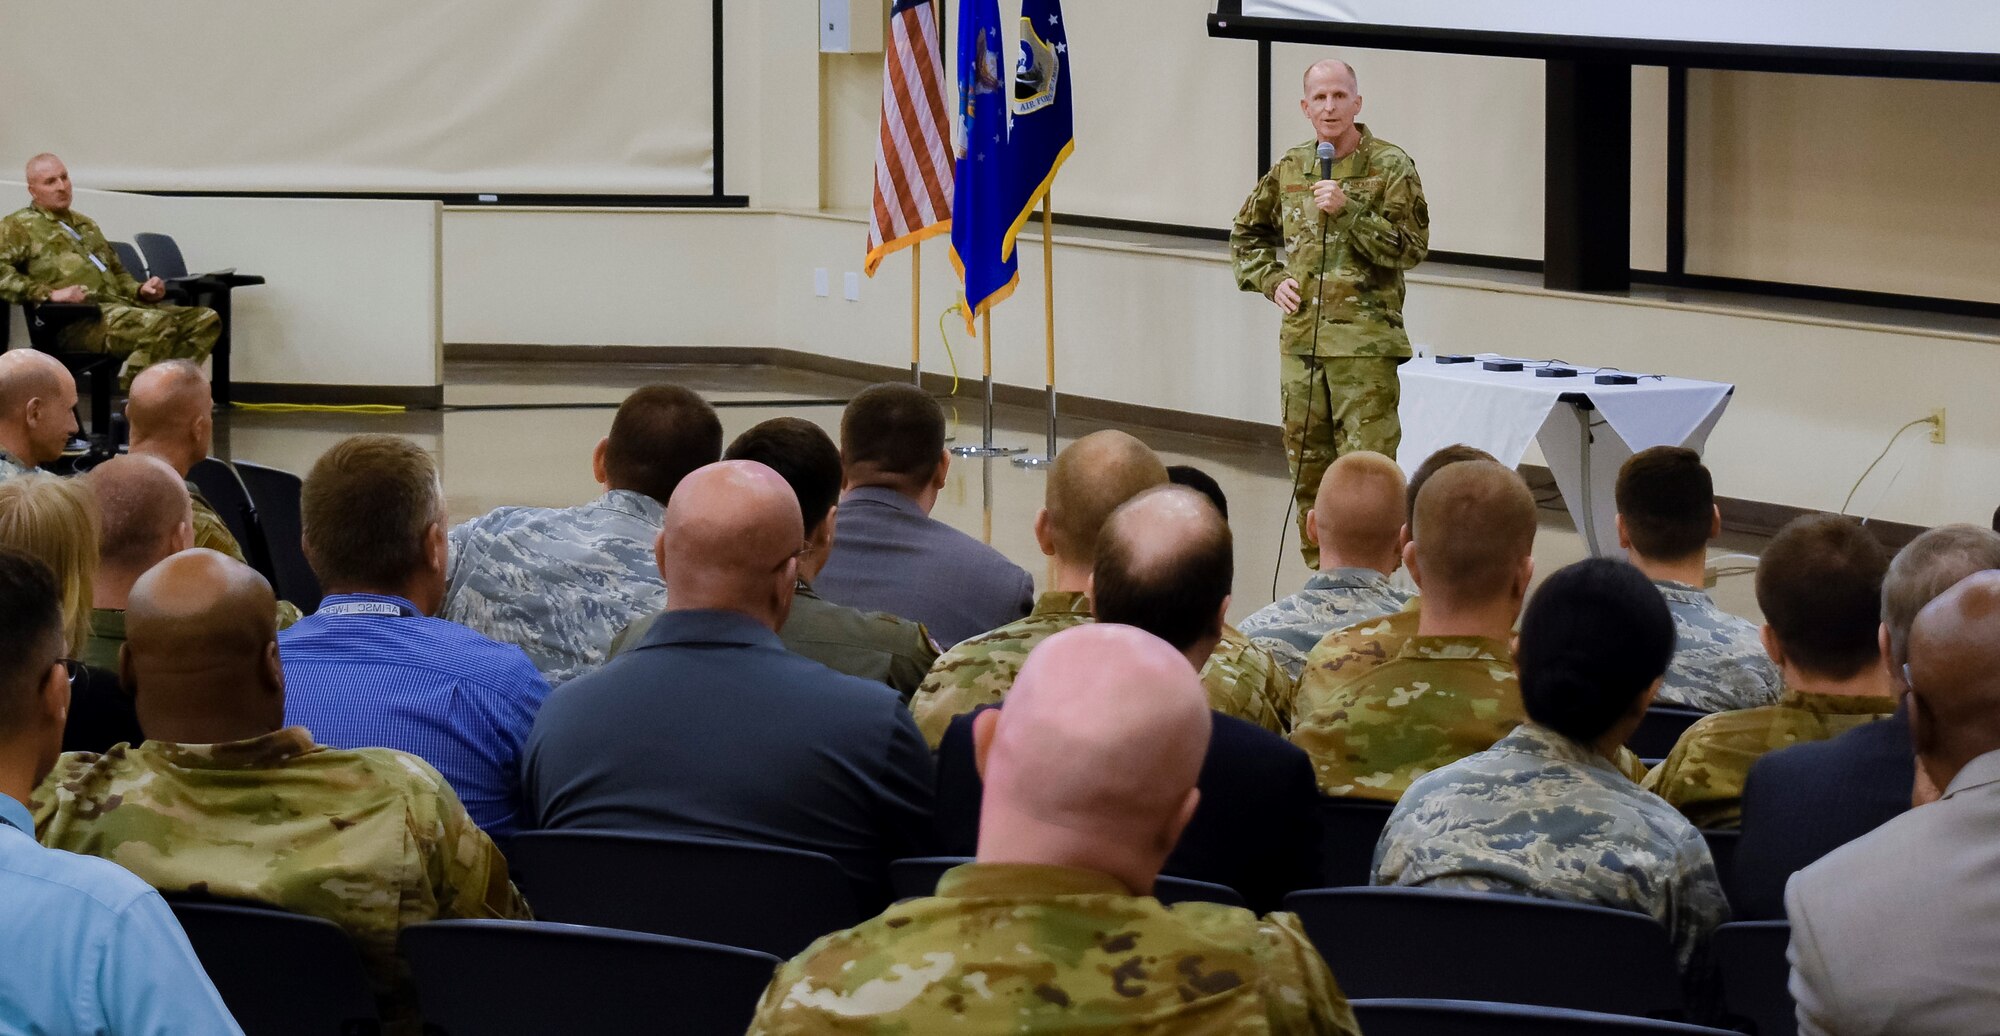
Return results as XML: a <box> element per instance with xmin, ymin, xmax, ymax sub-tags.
<box><xmin>1272</xmin><ymin>149</ymin><xmax>1337</xmax><ymax>600</ymax></box>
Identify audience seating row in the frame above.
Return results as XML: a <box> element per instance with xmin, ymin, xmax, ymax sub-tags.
<box><xmin>187</xmin><ymin>456</ymin><xmax>322</xmax><ymax>611</ymax></box>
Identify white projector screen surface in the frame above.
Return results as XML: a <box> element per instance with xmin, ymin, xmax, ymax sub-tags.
<box><xmin>0</xmin><ymin>1</ymin><xmax>715</xmax><ymax>195</ymax></box>
<box><xmin>1240</xmin><ymin>1</ymin><xmax>2000</xmax><ymax>55</ymax></box>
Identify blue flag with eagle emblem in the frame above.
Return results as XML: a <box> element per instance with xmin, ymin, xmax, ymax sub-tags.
<box><xmin>1001</xmin><ymin>0</ymin><xmax>1073</xmax><ymax>259</ymax></box>
<box><xmin>949</xmin><ymin>0</ymin><xmax>1019</xmax><ymax>334</ymax></box>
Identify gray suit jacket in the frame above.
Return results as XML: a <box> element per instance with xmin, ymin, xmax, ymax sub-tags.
<box><xmin>1787</xmin><ymin>749</ymin><xmax>2000</xmax><ymax>1035</ymax></box>
<box><xmin>813</xmin><ymin>486</ymin><xmax>1034</xmax><ymax>649</ymax></box>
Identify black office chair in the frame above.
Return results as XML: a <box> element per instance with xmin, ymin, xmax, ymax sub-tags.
<box><xmin>1627</xmin><ymin>706</ymin><xmax>1709</xmax><ymax>759</ymax></box>
<box><xmin>1318</xmin><ymin>797</ymin><xmax>1395</xmax><ymax>886</ymax></box>
<box><xmin>185</xmin><ymin>457</ymin><xmax>279</xmax><ymax>586</ymax></box>
<box><xmin>111</xmin><ymin>240</ymin><xmax>148</xmax><ymax>280</ymax></box>
<box><xmin>1713</xmin><ymin>920</ymin><xmax>1795</xmax><ymax>1036</ymax></box>
<box><xmin>1285</xmin><ymin>887</ymin><xmax>1685</xmax><ymax>1018</ymax></box>
<box><xmin>164</xmin><ymin>899</ymin><xmax>381</xmax><ymax>1036</ymax></box>
<box><xmin>232</xmin><ymin>460</ymin><xmax>322</xmax><ymax>613</ymax></box>
<box><xmin>402</xmin><ymin>920</ymin><xmax>780</xmax><ymax>1036</ymax></box>
<box><xmin>133</xmin><ymin>231</ymin><xmax>263</xmax><ymax>405</ymax></box>
<box><xmin>508</xmin><ymin>831</ymin><xmax>864</xmax><ymax>958</ymax></box>
<box><xmin>1701</xmin><ymin>828</ymin><xmax>1740</xmax><ymax>899</ymax></box>
<box><xmin>1351</xmin><ymin>999</ymin><xmax>1737</xmax><ymax>1035</ymax></box>
<box><xmin>888</xmin><ymin>856</ymin><xmax>1248</xmax><ymax>909</ymax></box>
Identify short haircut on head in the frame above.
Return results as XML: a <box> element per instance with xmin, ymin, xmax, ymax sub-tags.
<box><xmin>1411</xmin><ymin>459</ymin><xmax>1537</xmax><ymax>604</ymax></box>
<box><xmin>723</xmin><ymin>418</ymin><xmax>842</xmax><ymax>534</ymax></box>
<box><xmin>0</xmin><ymin>547</ymin><xmax>65</xmax><ymax>736</ymax></box>
<box><xmin>1518</xmin><ymin>558</ymin><xmax>1675</xmax><ymax>744</ymax></box>
<box><xmin>840</xmin><ymin>383</ymin><xmax>946</xmax><ymax>490</ymax></box>
<box><xmin>124</xmin><ymin>360</ymin><xmax>210</xmax><ymax>438</ymax></box>
<box><xmin>1406</xmin><ymin>443</ymin><xmax>1497</xmax><ymax>520</ymax></box>
<box><xmin>85</xmin><ymin>456</ymin><xmax>190</xmax><ymax>572</ymax></box>
<box><xmin>1615</xmin><ymin>446</ymin><xmax>1714</xmax><ymax>561</ymax></box>
<box><xmin>1881</xmin><ymin>524</ymin><xmax>2000</xmax><ymax>666</ymax></box>
<box><xmin>1046</xmin><ymin>431</ymin><xmax>1169</xmax><ymax>562</ymax></box>
<box><xmin>1315</xmin><ymin>451</ymin><xmax>1406</xmax><ymax>560</ymax></box>
<box><xmin>301</xmin><ymin>435</ymin><xmax>441</xmax><ymax>590</ymax></box>
<box><xmin>1092</xmin><ymin>487</ymin><xmax>1233</xmax><ymax>653</ymax></box>
<box><xmin>1756</xmin><ymin>514</ymin><xmax>1890</xmax><ymax>679</ymax></box>
<box><xmin>0</xmin><ymin>473</ymin><xmax>99</xmax><ymax>656</ymax></box>
<box><xmin>602</xmin><ymin>384</ymin><xmax>723</xmax><ymax>504</ymax></box>
<box><xmin>1166</xmin><ymin>465</ymin><xmax>1228</xmax><ymax>521</ymax></box>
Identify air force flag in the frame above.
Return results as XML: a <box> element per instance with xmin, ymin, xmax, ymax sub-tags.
<box><xmin>949</xmin><ymin>0</ymin><xmax>1019</xmax><ymax>333</ymax></box>
<box><xmin>1002</xmin><ymin>0</ymin><xmax>1074</xmax><ymax>259</ymax></box>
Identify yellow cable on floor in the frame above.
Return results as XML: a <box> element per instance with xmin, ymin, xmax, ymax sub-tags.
<box><xmin>230</xmin><ymin>403</ymin><xmax>407</xmax><ymax>414</ymax></box>
<box><xmin>937</xmin><ymin>303</ymin><xmax>965</xmax><ymax>436</ymax></box>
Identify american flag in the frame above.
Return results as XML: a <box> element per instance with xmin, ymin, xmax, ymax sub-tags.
<box><xmin>864</xmin><ymin>0</ymin><xmax>954</xmax><ymax>277</ymax></box>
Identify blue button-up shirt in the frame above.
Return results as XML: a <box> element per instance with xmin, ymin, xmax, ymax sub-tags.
<box><xmin>280</xmin><ymin>592</ymin><xmax>552</xmax><ymax>840</ymax></box>
<box><xmin>0</xmin><ymin>792</ymin><xmax>242</xmax><ymax>1034</ymax></box>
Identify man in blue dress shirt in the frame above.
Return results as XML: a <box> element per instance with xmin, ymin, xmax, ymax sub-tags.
<box><xmin>0</xmin><ymin>547</ymin><xmax>241</xmax><ymax>1034</ymax></box>
<box><xmin>814</xmin><ymin>383</ymin><xmax>1034</xmax><ymax>648</ymax></box>
<box><xmin>280</xmin><ymin>434</ymin><xmax>552</xmax><ymax>840</ymax></box>
<box><xmin>524</xmin><ymin>460</ymin><xmax>934</xmax><ymax>906</ymax></box>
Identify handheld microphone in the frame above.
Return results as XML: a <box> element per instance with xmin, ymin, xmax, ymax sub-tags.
<box><xmin>1317</xmin><ymin>141</ymin><xmax>1336</xmax><ymax>181</ymax></box>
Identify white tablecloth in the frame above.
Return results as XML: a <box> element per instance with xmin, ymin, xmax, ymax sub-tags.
<box><xmin>1397</xmin><ymin>354</ymin><xmax>1734</xmax><ymax>555</ymax></box>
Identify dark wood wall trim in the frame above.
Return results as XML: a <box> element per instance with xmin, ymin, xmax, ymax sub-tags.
<box><xmin>232</xmin><ymin>382</ymin><xmax>444</xmax><ymax>408</ymax></box>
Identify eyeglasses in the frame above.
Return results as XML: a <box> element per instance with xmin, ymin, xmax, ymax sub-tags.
<box><xmin>773</xmin><ymin>542</ymin><xmax>808</xmax><ymax>574</ymax></box>
<box><xmin>60</xmin><ymin>658</ymin><xmax>83</xmax><ymax>684</ymax></box>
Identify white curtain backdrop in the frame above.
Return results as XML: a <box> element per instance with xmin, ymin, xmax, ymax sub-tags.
<box><xmin>0</xmin><ymin>1</ymin><xmax>715</xmax><ymax>194</ymax></box>
<box><xmin>1242</xmin><ymin>0</ymin><xmax>2000</xmax><ymax>53</ymax></box>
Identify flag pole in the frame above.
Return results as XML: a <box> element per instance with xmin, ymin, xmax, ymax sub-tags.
<box><xmin>951</xmin><ymin>309</ymin><xmax>1027</xmax><ymax>457</ymax></box>
<box><xmin>909</xmin><ymin>241</ymin><xmax>923</xmax><ymax>386</ymax></box>
<box><xmin>1014</xmin><ymin>193</ymin><xmax>1059</xmax><ymax>468</ymax></box>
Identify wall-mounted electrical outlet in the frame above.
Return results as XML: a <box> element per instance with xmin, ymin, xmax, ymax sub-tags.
<box><xmin>1931</xmin><ymin>407</ymin><xmax>1947</xmax><ymax>444</ymax></box>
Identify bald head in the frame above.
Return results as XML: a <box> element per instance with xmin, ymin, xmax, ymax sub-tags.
<box><xmin>1093</xmin><ymin>486</ymin><xmax>1232</xmax><ymax>659</ymax></box>
<box><xmin>124</xmin><ymin>549</ymin><xmax>283</xmax><ymax>742</ymax></box>
<box><xmin>1311</xmin><ymin>451</ymin><xmax>1406</xmax><ymax>572</ymax></box>
<box><xmin>657</xmin><ymin>460</ymin><xmax>804</xmax><ymax>627</ymax></box>
<box><xmin>23</xmin><ymin>154</ymin><xmax>70</xmax><ymax>214</ymax></box>
<box><xmin>1907</xmin><ymin>571</ymin><xmax>2000</xmax><ymax>787</ymax></box>
<box><xmin>125</xmin><ymin>361</ymin><xmax>213</xmax><ymax>474</ymax></box>
<box><xmin>1042</xmin><ymin>431</ymin><xmax>1168</xmax><ymax>564</ymax></box>
<box><xmin>976</xmin><ymin>625</ymin><xmax>1211</xmax><ymax>891</ymax></box>
<box><xmin>1411</xmin><ymin>459</ymin><xmax>1538</xmax><ymax>606</ymax></box>
<box><xmin>1882</xmin><ymin>524</ymin><xmax>2000</xmax><ymax>669</ymax></box>
<box><xmin>1303</xmin><ymin>59</ymin><xmax>1357</xmax><ymax>93</ymax></box>
<box><xmin>84</xmin><ymin>455</ymin><xmax>193</xmax><ymax>579</ymax></box>
<box><xmin>0</xmin><ymin>351</ymin><xmax>77</xmax><ymax>467</ymax></box>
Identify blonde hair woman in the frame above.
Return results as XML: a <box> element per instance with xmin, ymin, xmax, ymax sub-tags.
<box><xmin>0</xmin><ymin>472</ymin><xmax>101</xmax><ymax>657</ymax></box>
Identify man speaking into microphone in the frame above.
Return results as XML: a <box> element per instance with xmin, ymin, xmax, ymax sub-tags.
<box><xmin>1232</xmin><ymin>59</ymin><xmax>1429</xmax><ymax>569</ymax></box>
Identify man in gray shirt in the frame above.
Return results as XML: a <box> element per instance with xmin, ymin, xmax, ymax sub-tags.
<box><xmin>815</xmin><ymin>384</ymin><xmax>1033</xmax><ymax>648</ymax></box>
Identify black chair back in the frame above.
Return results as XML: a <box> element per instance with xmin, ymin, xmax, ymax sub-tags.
<box><xmin>888</xmin><ymin>856</ymin><xmax>1247</xmax><ymax>908</ymax></box>
<box><xmin>165</xmin><ymin>899</ymin><xmax>380</xmax><ymax>1036</ymax></box>
<box><xmin>232</xmin><ymin>460</ymin><xmax>322</xmax><ymax>613</ymax></box>
<box><xmin>1714</xmin><ymin>920</ymin><xmax>1796</xmax><ymax>1036</ymax></box>
<box><xmin>402</xmin><ymin>920</ymin><xmax>779</xmax><ymax>1036</ymax></box>
<box><xmin>1318</xmin><ymin>797</ymin><xmax>1395</xmax><ymax>886</ymax></box>
<box><xmin>111</xmin><ymin>240</ymin><xmax>148</xmax><ymax>280</ymax></box>
<box><xmin>508</xmin><ymin>831</ymin><xmax>863</xmax><ymax>958</ymax></box>
<box><xmin>1701</xmin><ymin>828</ymin><xmax>1740</xmax><ymax>898</ymax></box>
<box><xmin>1285</xmin><ymin>887</ymin><xmax>1684</xmax><ymax>1018</ymax></box>
<box><xmin>187</xmin><ymin>457</ymin><xmax>278</xmax><ymax>585</ymax></box>
<box><xmin>1627</xmin><ymin>706</ymin><xmax>1708</xmax><ymax>759</ymax></box>
<box><xmin>134</xmin><ymin>231</ymin><xmax>190</xmax><ymax>278</ymax></box>
<box><xmin>1352</xmin><ymin>999</ymin><xmax>1737</xmax><ymax>1035</ymax></box>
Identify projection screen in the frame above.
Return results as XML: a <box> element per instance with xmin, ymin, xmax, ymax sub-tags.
<box><xmin>0</xmin><ymin>1</ymin><xmax>717</xmax><ymax>196</ymax></box>
<box><xmin>1223</xmin><ymin>1</ymin><xmax>2000</xmax><ymax>75</ymax></box>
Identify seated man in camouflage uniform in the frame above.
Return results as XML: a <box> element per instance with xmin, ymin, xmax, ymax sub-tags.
<box><xmin>443</xmin><ymin>384</ymin><xmax>722</xmax><ymax>686</ymax></box>
<box><xmin>33</xmin><ymin>549</ymin><xmax>529</xmax><ymax>1031</ymax></box>
<box><xmin>746</xmin><ymin>624</ymin><xmax>1363</xmax><ymax>1036</ymax></box>
<box><xmin>79</xmin><ymin>456</ymin><xmax>193</xmax><ymax>671</ymax></box>
<box><xmin>1293</xmin><ymin>442</ymin><xmax>1494</xmax><ymax>722</ymax></box>
<box><xmin>610</xmin><ymin>417</ymin><xmax>939</xmax><ymax>698</ymax></box>
<box><xmin>0</xmin><ymin>350</ymin><xmax>78</xmax><ymax>480</ymax></box>
<box><xmin>1291</xmin><ymin>460</ymin><xmax>1650</xmax><ymax>800</ymax></box>
<box><xmin>1646</xmin><ymin>514</ymin><xmax>1898</xmax><ymax>829</ymax></box>
<box><xmin>908</xmin><ymin>430</ymin><xmax>1293</xmax><ymax>747</ymax></box>
<box><xmin>1242</xmin><ymin>450</ymin><xmax>1412</xmax><ymax>680</ymax></box>
<box><xmin>1375</xmin><ymin>558</ymin><xmax>1730</xmax><ymax>975</ymax></box>
<box><xmin>0</xmin><ymin>154</ymin><xmax>218</xmax><ymax>386</ymax></box>
<box><xmin>1615</xmin><ymin>446</ymin><xmax>1780</xmax><ymax>712</ymax></box>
